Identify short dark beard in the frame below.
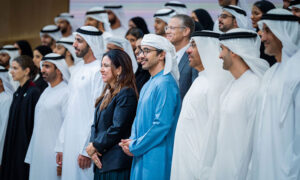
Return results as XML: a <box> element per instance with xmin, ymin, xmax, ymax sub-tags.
<box><xmin>109</xmin><ymin>17</ymin><xmax>116</xmax><ymax>26</ymax></box>
<box><xmin>77</xmin><ymin>44</ymin><xmax>90</xmax><ymax>58</ymax></box>
<box><xmin>0</xmin><ymin>60</ymin><xmax>9</xmax><ymax>68</ymax></box>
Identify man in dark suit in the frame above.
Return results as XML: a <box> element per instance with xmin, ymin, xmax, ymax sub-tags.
<box><xmin>166</xmin><ymin>14</ymin><xmax>198</xmax><ymax>100</ymax></box>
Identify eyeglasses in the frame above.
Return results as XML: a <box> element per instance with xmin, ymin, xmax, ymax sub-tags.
<box><xmin>164</xmin><ymin>26</ymin><xmax>186</xmax><ymax>31</ymax></box>
<box><xmin>218</xmin><ymin>14</ymin><xmax>235</xmax><ymax>19</ymax></box>
<box><xmin>137</xmin><ymin>48</ymin><xmax>163</xmax><ymax>56</ymax></box>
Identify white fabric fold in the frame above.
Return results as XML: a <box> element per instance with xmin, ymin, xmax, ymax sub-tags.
<box><xmin>106</xmin><ymin>37</ymin><xmax>138</xmax><ymax>72</ymax></box>
<box><xmin>141</xmin><ymin>34</ymin><xmax>179</xmax><ymax>83</ymax></box>
<box><xmin>73</xmin><ymin>26</ymin><xmax>105</xmax><ymax>60</ymax></box>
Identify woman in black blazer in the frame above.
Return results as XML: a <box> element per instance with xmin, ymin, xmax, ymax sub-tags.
<box><xmin>86</xmin><ymin>49</ymin><xmax>138</xmax><ymax>180</ymax></box>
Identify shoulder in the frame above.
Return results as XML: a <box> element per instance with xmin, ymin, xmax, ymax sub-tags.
<box><xmin>115</xmin><ymin>87</ymin><xmax>138</xmax><ymax>105</ymax></box>
<box><xmin>155</xmin><ymin>74</ymin><xmax>178</xmax><ymax>89</ymax></box>
<box><xmin>117</xmin><ymin>87</ymin><xmax>137</xmax><ymax>99</ymax></box>
<box><xmin>27</xmin><ymin>84</ymin><xmax>41</xmax><ymax>96</ymax></box>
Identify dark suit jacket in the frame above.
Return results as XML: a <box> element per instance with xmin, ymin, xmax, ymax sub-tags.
<box><xmin>178</xmin><ymin>52</ymin><xmax>198</xmax><ymax>100</ymax></box>
<box><xmin>90</xmin><ymin>87</ymin><xmax>138</xmax><ymax>173</ymax></box>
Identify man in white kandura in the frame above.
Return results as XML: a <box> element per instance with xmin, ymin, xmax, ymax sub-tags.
<box><xmin>210</xmin><ymin>28</ymin><xmax>269</xmax><ymax>180</ymax></box>
<box><xmin>171</xmin><ymin>30</ymin><xmax>233</xmax><ymax>180</ymax></box>
<box><xmin>0</xmin><ymin>66</ymin><xmax>14</xmax><ymax>167</ymax></box>
<box><xmin>250</xmin><ymin>9</ymin><xmax>300</xmax><ymax>180</ymax></box>
<box><xmin>25</xmin><ymin>53</ymin><xmax>70</xmax><ymax>180</ymax></box>
<box><xmin>55</xmin><ymin>26</ymin><xmax>105</xmax><ymax>180</ymax></box>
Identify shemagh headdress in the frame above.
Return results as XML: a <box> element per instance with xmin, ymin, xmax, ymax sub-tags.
<box><xmin>54</xmin><ymin>12</ymin><xmax>78</xmax><ymax>33</ymax></box>
<box><xmin>106</xmin><ymin>37</ymin><xmax>138</xmax><ymax>73</ymax></box>
<box><xmin>219</xmin><ymin>28</ymin><xmax>269</xmax><ymax>78</ymax></box>
<box><xmin>0</xmin><ymin>66</ymin><xmax>14</xmax><ymax>94</ymax></box>
<box><xmin>40</xmin><ymin>25</ymin><xmax>62</xmax><ymax>42</ymax></box>
<box><xmin>56</xmin><ymin>36</ymin><xmax>82</xmax><ymax>64</ymax></box>
<box><xmin>73</xmin><ymin>26</ymin><xmax>105</xmax><ymax>60</ymax></box>
<box><xmin>0</xmin><ymin>45</ymin><xmax>19</xmax><ymax>64</ymax></box>
<box><xmin>153</xmin><ymin>8</ymin><xmax>177</xmax><ymax>24</ymax></box>
<box><xmin>40</xmin><ymin>53</ymin><xmax>70</xmax><ymax>83</ymax></box>
<box><xmin>85</xmin><ymin>7</ymin><xmax>112</xmax><ymax>32</ymax></box>
<box><xmin>141</xmin><ymin>34</ymin><xmax>179</xmax><ymax>83</ymax></box>
<box><xmin>258</xmin><ymin>8</ymin><xmax>300</xmax><ymax>60</ymax></box>
<box><xmin>164</xmin><ymin>1</ymin><xmax>188</xmax><ymax>15</ymax></box>
<box><xmin>104</xmin><ymin>5</ymin><xmax>128</xmax><ymax>30</ymax></box>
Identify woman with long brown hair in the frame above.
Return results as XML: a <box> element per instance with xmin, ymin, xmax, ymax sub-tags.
<box><xmin>86</xmin><ymin>49</ymin><xmax>138</xmax><ymax>180</ymax></box>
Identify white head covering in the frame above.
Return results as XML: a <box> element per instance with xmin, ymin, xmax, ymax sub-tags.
<box><xmin>104</xmin><ymin>5</ymin><xmax>128</xmax><ymax>29</ymax></box>
<box><xmin>54</xmin><ymin>12</ymin><xmax>78</xmax><ymax>33</ymax></box>
<box><xmin>191</xmin><ymin>31</ymin><xmax>233</xmax><ymax>88</ymax></box>
<box><xmin>141</xmin><ymin>34</ymin><xmax>179</xmax><ymax>82</ymax></box>
<box><xmin>85</xmin><ymin>6</ymin><xmax>112</xmax><ymax>32</ymax></box>
<box><xmin>106</xmin><ymin>37</ymin><xmax>138</xmax><ymax>73</ymax></box>
<box><xmin>258</xmin><ymin>8</ymin><xmax>300</xmax><ymax>60</ymax></box>
<box><xmin>222</xmin><ymin>5</ymin><xmax>250</xmax><ymax>30</ymax></box>
<box><xmin>237</xmin><ymin>0</ymin><xmax>251</xmax><ymax>17</ymax></box>
<box><xmin>164</xmin><ymin>1</ymin><xmax>188</xmax><ymax>15</ymax></box>
<box><xmin>0</xmin><ymin>45</ymin><xmax>19</xmax><ymax>64</ymax></box>
<box><xmin>40</xmin><ymin>53</ymin><xmax>70</xmax><ymax>83</ymax></box>
<box><xmin>0</xmin><ymin>66</ymin><xmax>14</xmax><ymax>94</ymax></box>
<box><xmin>289</xmin><ymin>0</ymin><xmax>300</xmax><ymax>9</ymax></box>
<box><xmin>73</xmin><ymin>26</ymin><xmax>105</xmax><ymax>60</ymax></box>
<box><xmin>219</xmin><ymin>28</ymin><xmax>269</xmax><ymax>78</ymax></box>
<box><xmin>56</xmin><ymin>36</ymin><xmax>82</xmax><ymax>64</ymax></box>
<box><xmin>40</xmin><ymin>25</ymin><xmax>62</xmax><ymax>41</ymax></box>
<box><xmin>154</xmin><ymin>8</ymin><xmax>177</xmax><ymax>24</ymax></box>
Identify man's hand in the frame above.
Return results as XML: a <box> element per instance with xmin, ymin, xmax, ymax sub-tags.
<box><xmin>119</xmin><ymin>139</ymin><xmax>134</xmax><ymax>157</ymax></box>
<box><xmin>86</xmin><ymin>143</ymin><xmax>97</xmax><ymax>157</ymax></box>
<box><xmin>91</xmin><ymin>153</ymin><xmax>102</xmax><ymax>169</ymax></box>
<box><xmin>77</xmin><ymin>154</ymin><xmax>91</xmax><ymax>169</ymax></box>
<box><xmin>56</xmin><ymin>152</ymin><xmax>63</xmax><ymax>166</ymax></box>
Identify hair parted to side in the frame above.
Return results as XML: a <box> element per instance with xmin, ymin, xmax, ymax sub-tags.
<box><xmin>172</xmin><ymin>14</ymin><xmax>195</xmax><ymax>38</ymax></box>
<box><xmin>13</xmin><ymin>55</ymin><xmax>38</xmax><ymax>80</ymax></box>
<box><xmin>125</xmin><ymin>27</ymin><xmax>144</xmax><ymax>39</ymax></box>
<box><xmin>95</xmin><ymin>49</ymin><xmax>139</xmax><ymax>110</ymax></box>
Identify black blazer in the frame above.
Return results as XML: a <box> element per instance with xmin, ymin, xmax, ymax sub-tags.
<box><xmin>90</xmin><ymin>87</ymin><xmax>138</xmax><ymax>173</ymax></box>
<box><xmin>178</xmin><ymin>52</ymin><xmax>198</xmax><ymax>101</ymax></box>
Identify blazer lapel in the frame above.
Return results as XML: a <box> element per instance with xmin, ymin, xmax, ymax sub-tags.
<box><xmin>178</xmin><ymin>52</ymin><xmax>188</xmax><ymax>73</ymax></box>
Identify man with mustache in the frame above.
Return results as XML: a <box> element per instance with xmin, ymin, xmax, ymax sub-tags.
<box><xmin>54</xmin><ymin>26</ymin><xmax>105</xmax><ymax>180</ymax></box>
<box><xmin>25</xmin><ymin>53</ymin><xmax>70</xmax><ymax>180</ymax></box>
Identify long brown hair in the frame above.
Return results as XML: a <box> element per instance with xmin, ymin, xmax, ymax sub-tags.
<box><xmin>95</xmin><ymin>49</ymin><xmax>138</xmax><ymax>110</ymax></box>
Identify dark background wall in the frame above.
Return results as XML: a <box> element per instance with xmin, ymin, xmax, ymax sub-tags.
<box><xmin>0</xmin><ymin>0</ymin><xmax>69</xmax><ymax>48</ymax></box>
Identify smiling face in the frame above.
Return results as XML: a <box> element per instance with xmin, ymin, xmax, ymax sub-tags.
<box><xmin>251</xmin><ymin>5</ymin><xmax>263</xmax><ymax>29</ymax></box>
<box><xmin>219</xmin><ymin>44</ymin><xmax>233</xmax><ymax>70</ymax></box>
<box><xmin>166</xmin><ymin>17</ymin><xmax>186</xmax><ymax>45</ymax></box>
<box><xmin>186</xmin><ymin>40</ymin><xmax>202</xmax><ymax>70</ymax></box>
<box><xmin>100</xmin><ymin>55</ymin><xmax>121</xmax><ymax>86</ymax></box>
<box><xmin>126</xmin><ymin>34</ymin><xmax>138</xmax><ymax>51</ymax></box>
<box><xmin>218</xmin><ymin>10</ymin><xmax>237</xmax><ymax>32</ymax></box>
<box><xmin>261</xmin><ymin>23</ymin><xmax>282</xmax><ymax>58</ymax></box>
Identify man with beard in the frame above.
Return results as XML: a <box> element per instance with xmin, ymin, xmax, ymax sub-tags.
<box><xmin>0</xmin><ymin>45</ymin><xmax>20</xmax><ymax>90</ymax></box>
<box><xmin>104</xmin><ymin>5</ymin><xmax>128</xmax><ymax>38</ymax></box>
<box><xmin>85</xmin><ymin>6</ymin><xmax>113</xmax><ymax>43</ymax></box>
<box><xmin>153</xmin><ymin>8</ymin><xmax>177</xmax><ymax>37</ymax></box>
<box><xmin>54</xmin><ymin>13</ymin><xmax>77</xmax><ymax>38</ymax></box>
<box><xmin>40</xmin><ymin>25</ymin><xmax>62</xmax><ymax>50</ymax></box>
<box><xmin>218</xmin><ymin>5</ymin><xmax>250</xmax><ymax>33</ymax></box>
<box><xmin>0</xmin><ymin>66</ymin><xmax>14</xmax><ymax>170</ymax></box>
<box><xmin>25</xmin><ymin>53</ymin><xmax>70</xmax><ymax>180</ymax></box>
<box><xmin>55</xmin><ymin>26</ymin><xmax>105</xmax><ymax>180</ymax></box>
<box><xmin>54</xmin><ymin>36</ymin><xmax>83</xmax><ymax>67</ymax></box>
<box><xmin>289</xmin><ymin>0</ymin><xmax>300</xmax><ymax>17</ymax></box>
